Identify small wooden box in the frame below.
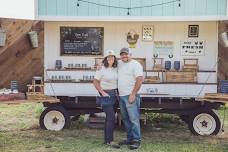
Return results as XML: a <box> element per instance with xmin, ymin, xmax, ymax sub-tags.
<box><xmin>165</xmin><ymin>71</ymin><xmax>197</xmax><ymax>83</ymax></box>
<box><xmin>144</xmin><ymin>76</ymin><xmax>160</xmax><ymax>83</ymax></box>
<box><xmin>26</xmin><ymin>92</ymin><xmax>51</xmax><ymax>100</ymax></box>
<box><xmin>133</xmin><ymin>58</ymin><xmax>146</xmax><ymax>70</ymax></box>
<box><xmin>95</xmin><ymin>58</ymin><xmax>104</xmax><ymax>66</ymax></box>
<box><xmin>183</xmin><ymin>58</ymin><xmax>198</xmax><ymax>71</ymax></box>
<box><xmin>153</xmin><ymin>58</ymin><xmax>163</xmax><ymax>70</ymax></box>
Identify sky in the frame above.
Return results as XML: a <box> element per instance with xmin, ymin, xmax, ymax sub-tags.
<box><xmin>0</xmin><ymin>0</ymin><xmax>35</xmax><ymax>20</ymax></box>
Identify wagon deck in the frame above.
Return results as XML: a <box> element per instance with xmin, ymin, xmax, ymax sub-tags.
<box><xmin>0</xmin><ymin>98</ymin><xmax>60</xmax><ymax>104</ymax></box>
<box><xmin>0</xmin><ymin>92</ymin><xmax>59</xmax><ymax>104</ymax></box>
<box><xmin>197</xmin><ymin>93</ymin><xmax>228</xmax><ymax>104</ymax></box>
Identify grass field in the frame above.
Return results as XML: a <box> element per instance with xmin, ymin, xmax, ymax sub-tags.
<box><xmin>0</xmin><ymin>103</ymin><xmax>227</xmax><ymax>152</ymax></box>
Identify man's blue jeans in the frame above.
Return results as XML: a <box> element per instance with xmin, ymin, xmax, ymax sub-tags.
<box><xmin>119</xmin><ymin>94</ymin><xmax>141</xmax><ymax>142</ymax></box>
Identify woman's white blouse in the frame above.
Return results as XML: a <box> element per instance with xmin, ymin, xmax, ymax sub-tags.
<box><xmin>94</xmin><ymin>66</ymin><xmax>118</xmax><ymax>90</ymax></box>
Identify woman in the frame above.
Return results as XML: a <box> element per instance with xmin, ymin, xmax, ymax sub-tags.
<box><xmin>93</xmin><ymin>50</ymin><xmax>120</xmax><ymax>149</ymax></box>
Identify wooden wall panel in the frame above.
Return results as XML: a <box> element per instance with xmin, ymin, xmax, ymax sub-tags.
<box><xmin>218</xmin><ymin>22</ymin><xmax>228</xmax><ymax>81</ymax></box>
<box><xmin>0</xmin><ymin>18</ymin><xmax>43</xmax><ymax>92</ymax></box>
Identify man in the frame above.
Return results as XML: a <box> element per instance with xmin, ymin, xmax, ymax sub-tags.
<box><xmin>117</xmin><ymin>47</ymin><xmax>143</xmax><ymax>150</ymax></box>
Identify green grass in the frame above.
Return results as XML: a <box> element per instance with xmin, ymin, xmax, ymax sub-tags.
<box><xmin>0</xmin><ymin>103</ymin><xmax>227</xmax><ymax>152</ymax></box>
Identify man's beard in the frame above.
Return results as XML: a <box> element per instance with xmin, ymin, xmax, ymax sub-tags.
<box><xmin>122</xmin><ymin>59</ymin><xmax>128</xmax><ymax>62</ymax></box>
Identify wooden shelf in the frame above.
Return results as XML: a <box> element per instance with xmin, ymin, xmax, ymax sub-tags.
<box><xmin>45</xmin><ymin>80</ymin><xmax>93</xmax><ymax>83</ymax></box>
<box><xmin>143</xmin><ymin>82</ymin><xmax>216</xmax><ymax>85</ymax></box>
<box><xmin>144</xmin><ymin>70</ymin><xmax>165</xmax><ymax>72</ymax></box>
<box><xmin>44</xmin><ymin>81</ymin><xmax>216</xmax><ymax>85</ymax></box>
<box><xmin>144</xmin><ymin>70</ymin><xmax>216</xmax><ymax>72</ymax></box>
<box><xmin>197</xmin><ymin>70</ymin><xmax>216</xmax><ymax>72</ymax></box>
<box><xmin>46</xmin><ymin>68</ymin><xmax>96</xmax><ymax>71</ymax></box>
<box><xmin>46</xmin><ymin>69</ymin><xmax>216</xmax><ymax>73</ymax></box>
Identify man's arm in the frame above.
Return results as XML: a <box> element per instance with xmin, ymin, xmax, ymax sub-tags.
<box><xmin>129</xmin><ymin>76</ymin><xmax>143</xmax><ymax>104</ymax></box>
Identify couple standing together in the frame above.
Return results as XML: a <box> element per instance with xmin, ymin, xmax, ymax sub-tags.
<box><xmin>93</xmin><ymin>47</ymin><xmax>143</xmax><ymax>150</ymax></box>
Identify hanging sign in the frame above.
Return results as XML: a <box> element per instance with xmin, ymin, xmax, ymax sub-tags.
<box><xmin>154</xmin><ymin>41</ymin><xmax>174</xmax><ymax>55</ymax></box>
<box><xmin>181</xmin><ymin>40</ymin><xmax>205</xmax><ymax>56</ymax></box>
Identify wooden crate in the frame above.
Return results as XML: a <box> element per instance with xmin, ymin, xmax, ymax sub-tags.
<box><xmin>94</xmin><ymin>58</ymin><xmax>104</xmax><ymax>68</ymax></box>
<box><xmin>204</xmin><ymin>93</ymin><xmax>228</xmax><ymax>101</ymax></box>
<box><xmin>26</xmin><ymin>92</ymin><xmax>57</xmax><ymax>101</ymax></box>
<box><xmin>153</xmin><ymin>58</ymin><xmax>163</xmax><ymax>70</ymax></box>
<box><xmin>144</xmin><ymin>76</ymin><xmax>160</xmax><ymax>83</ymax></box>
<box><xmin>133</xmin><ymin>58</ymin><xmax>146</xmax><ymax>70</ymax></box>
<box><xmin>183</xmin><ymin>65</ymin><xmax>198</xmax><ymax>71</ymax></box>
<box><xmin>183</xmin><ymin>58</ymin><xmax>198</xmax><ymax>71</ymax></box>
<box><xmin>165</xmin><ymin>71</ymin><xmax>197</xmax><ymax>83</ymax></box>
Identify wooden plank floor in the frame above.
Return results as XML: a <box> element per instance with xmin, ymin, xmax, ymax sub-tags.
<box><xmin>197</xmin><ymin>93</ymin><xmax>228</xmax><ymax>104</ymax></box>
<box><xmin>0</xmin><ymin>99</ymin><xmax>59</xmax><ymax>104</ymax></box>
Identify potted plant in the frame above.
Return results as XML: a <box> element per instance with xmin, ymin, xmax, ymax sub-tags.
<box><xmin>28</xmin><ymin>31</ymin><xmax>38</xmax><ymax>48</ymax></box>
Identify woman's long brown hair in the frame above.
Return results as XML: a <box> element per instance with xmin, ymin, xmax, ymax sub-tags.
<box><xmin>102</xmin><ymin>56</ymin><xmax>118</xmax><ymax>68</ymax></box>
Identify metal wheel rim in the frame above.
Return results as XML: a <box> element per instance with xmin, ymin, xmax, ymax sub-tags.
<box><xmin>43</xmin><ymin>110</ymin><xmax>65</xmax><ymax>131</ymax></box>
<box><xmin>193</xmin><ymin>113</ymin><xmax>216</xmax><ymax>135</ymax></box>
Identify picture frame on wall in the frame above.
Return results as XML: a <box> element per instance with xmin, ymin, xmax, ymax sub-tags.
<box><xmin>188</xmin><ymin>25</ymin><xmax>199</xmax><ymax>38</ymax></box>
<box><xmin>142</xmin><ymin>25</ymin><xmax>154</xmax><ymax>41</ymax></box>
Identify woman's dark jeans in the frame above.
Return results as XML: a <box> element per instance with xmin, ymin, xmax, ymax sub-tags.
<box><xmin>101</xmin><ymin>89</ymin><xmax>118</xmax><ymax>143</ymax></box>
<box><xmin>102</xmin><ymin>105</ymin><xmax>115</xmax><ymax>143</ymax></box>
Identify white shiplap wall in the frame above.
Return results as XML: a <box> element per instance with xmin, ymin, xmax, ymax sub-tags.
<box><xmin>44</xmin><ymin>21</ymin><xmax>218</xmax><ymax>97</ymax></box>
<box><xmin>44</xmin><ymin>21</ymin><xmax>218</xmax><ymax>71</ymax></box>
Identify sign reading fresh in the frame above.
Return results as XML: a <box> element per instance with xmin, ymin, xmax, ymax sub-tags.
<box><xmin>181</xmin><ymin>40</ymin><xmax>205</xmax><ymax>56</ymax></box>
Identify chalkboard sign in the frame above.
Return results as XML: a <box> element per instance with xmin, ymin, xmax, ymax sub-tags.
<box><xmin>60</xmin><ymin>27</ymin><xmax>104</xmax><ymax>55</ymax></box>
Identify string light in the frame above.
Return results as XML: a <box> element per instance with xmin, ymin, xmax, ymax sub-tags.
<box><xmin>127</xmin><ymin>8</ymin><xmax>130</xmax><ymax>16</ymax></box>
<box><xmin>178</xmin><ymin>0</ymin><xmax>181</xmax><ymax>7</ymax></box>
<box><xmin>76</xmin><ymin>0</ymin><xmax>181</xmax><ymax>15</ymax></box>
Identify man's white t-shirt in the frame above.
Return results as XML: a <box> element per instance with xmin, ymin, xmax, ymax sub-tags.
<box><xmin>118</xmin><ymin>60</ymin><xmax>143</xmax><ymax>96</ymax></box>
<box><xmin>94</xmin><ymin>66</ymin><xmax>118</xmax><ymax>90</ymax></box>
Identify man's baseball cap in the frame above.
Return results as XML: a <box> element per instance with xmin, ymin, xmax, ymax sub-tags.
<box><xmin>120</xmin><ymin>47</ymin><xmax>130</xmax><ymax>55</ymax></box>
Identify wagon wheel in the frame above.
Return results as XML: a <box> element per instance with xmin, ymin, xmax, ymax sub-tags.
<box><xmin>40</xmin><ymin>106</ymin><xmax>71</xmax><ymax>131</ymax></box>
<box><xmin>188</xmin><ymin>110</ymin><xmax>221</xmax><ymax>136</ymax></box>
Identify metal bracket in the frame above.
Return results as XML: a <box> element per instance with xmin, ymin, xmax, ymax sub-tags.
<box><xmin>74</xmin><ymin>96</ymin><xmax>79</xmax><ymax>104</ymax></box>
<box><xmin>158</xmin><ymin>97</ymin><xmax>162</xmax><ymax>105</ymax></box>
<box><xmin>180</xmin><ymin>98</ymin><xmax>183</xmax><ymax>105</ymax></box>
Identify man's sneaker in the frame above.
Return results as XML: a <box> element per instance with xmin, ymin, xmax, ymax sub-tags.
<box><xmin>105</xmin><ymin>141</ymin><xmax>121</xmax><ymax>149</ymax></box>
<box><xmin>118</xmin><ymin>140</ymin><xmax>132</xmax><ymax>146</ymax></box>
<box><xmin>129</xmin><ymin>141</ymin><xmax>140</xmax><ymax>150</ymax></box>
